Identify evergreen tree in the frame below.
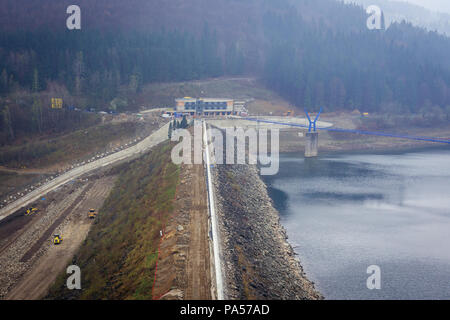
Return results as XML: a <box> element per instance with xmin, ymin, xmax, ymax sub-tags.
<box><xmin>2</xmin><ymin>106</ymin><xmax>14</xmax><ymax>140</ymax></box>
<box><xmin>380</xmin><ymin>11</ymin><xmax>386</xmax><ymax>31</ymax></box>
<box><xmin>32</xmin><ymin>68</ymin><xmax>40</xmax><ymax>92</ymax></box>
<box><xmin>31</xmin><ymin>68</ymin><xmax>43</xmax><ymax>133</ymax></box>
<box><xmin>0</xmin><ymin>1</ymin><xmax>450</xmax><ymax>116</ymax></box>
<box><xmin>31</xmin><ymin>98</ymin><xmax>43</xmax><ymax>133</ymax></box>
<box><xmin>0</xmin><ymin>69</ymin><xmax>8</xmax><ymax>94</ymax></box>
<box><xmin>180</xmin><ymin>115</ymin><xmax>188</xmax><ymax>129</ymax></box>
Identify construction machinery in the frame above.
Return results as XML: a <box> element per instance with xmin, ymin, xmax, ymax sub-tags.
<box><xmin>25</xmin><ymin>207</ymin><xmax>38</xmax><ymax>216</ymax></box>
<box><xmin>88</xmin><ymin>208</ymin><xmax>97</xmax><ymax>219</ymax></box>
<box><xmin>283</xmin><ymin>110</ymin><xmax>294</xmax><ymax>117</ymax></box>
<box><xmin>53</xmin><ymin>234</ymin><xmax>63</xmax><ymax>245</ymax></box>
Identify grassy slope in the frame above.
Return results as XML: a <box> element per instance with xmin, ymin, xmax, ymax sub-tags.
<box><xmin>46</xmin><ymin>141</ymin><xmax>179</xmax><ymax>300</ymax></box>
<box><xmin>1</xmin><ymin>78</ymin><xmax>291</xmax><ymax>170</ymax></box>
<box><xmin>0</xmin><ymin>121</ymin><xmax>140</xmax><ymax>169</ymax></box>
<box><xmin>0</xmin><ymin>78</ymin><xmax>289</xmax><ymax>169</ymax></box>
<box><xmin>136</xmin><ymin>78</ymin><xmax>293</xmax><ymax>114</ymax></box>
<box><xmin>0</xmin><ymin>171</ymin><xmax>45</xmax><ymax>200</ymax></box>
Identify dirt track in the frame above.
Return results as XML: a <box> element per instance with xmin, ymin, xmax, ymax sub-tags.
<box><xmin>0</xmin><ymin>122</ymin><xmax>169</xmax><ymax>222</ymax></box>
<box><xmin>0</xmin><ymin>176</ymin><xmax>116</xmax><ymax>299</ymax></box>
<box><xmin>152</xmin><ymin>163</ymin><xmax>211</xmax><ymax>300</ymax></box>
<box><xmin>185</xmin><ymin>164</ymin><xmax>211</xmax><ymax>299</ymax></box>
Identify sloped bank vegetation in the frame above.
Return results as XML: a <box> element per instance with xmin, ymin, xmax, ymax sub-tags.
<box><xmin>0</xmin><ymin>121</ymin><xmax>147</xmax><ymax>169</ymax></box>
<box><xmin>46</xmin><ymin>141</ymin><xmax>179</xmax><ymax>299</ymax></box>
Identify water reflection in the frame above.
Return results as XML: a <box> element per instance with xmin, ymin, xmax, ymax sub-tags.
<box><xmin>263</xmin><ymin>148</ymin><xmax>450</xmax><ymax>299</ymax></box>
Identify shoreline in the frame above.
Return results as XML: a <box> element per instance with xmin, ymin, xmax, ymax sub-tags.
<box><xmin>263</xmin><ymin>141</ymin><xmax>450</xmax><ymax>301</ymax></box>
<box><xmin>262</xmin><ymin>146</ymin><xmax>450</xmax><ymax>300</ymax></box>
<box><xmin>211</xmin><ymin>163</ymin><xmax>322</xmax><ymax>300</ymax></box>
<box><xmin>284</xmin><ymin>141</ymin><xmax>450</xmax><ymax>158</ymax></box>
<box><xmin>279</xmin><ymin>129</ymin><xmax>450</xmax><ymax>157</ymax></box>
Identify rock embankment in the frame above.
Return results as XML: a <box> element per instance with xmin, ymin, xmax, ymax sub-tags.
<box><xmin>212</xmin><ymin>163</ymin><xmax>322</xmax><ymax>300</ymax></box>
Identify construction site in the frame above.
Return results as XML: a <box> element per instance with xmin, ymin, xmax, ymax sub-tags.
<box><xmin>0</xmin><ymin>104</ymin><xmax>325</xmax><ymax>300</ymax></box>
<box><xmin>1</xmin><ymin>175</ymin><xmax>115</xmax><ymax>299</ymax></box>
<box><xmin>0</xmin><ymin>75</ymin><xmax>449</xmax><ymax>301</ymax></box>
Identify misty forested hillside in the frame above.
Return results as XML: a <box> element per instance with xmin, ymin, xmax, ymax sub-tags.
<box><xmin>345</xmin><ymin>0</ymin><xmax>450</xmax><ymax>35</ymax></box>
<box><xmin>1</xmin><ymin>0</ymin><xmax>450</xmax><ymax>144</ymax></box>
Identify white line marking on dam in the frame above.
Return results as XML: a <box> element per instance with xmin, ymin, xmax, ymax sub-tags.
<box><xmin>203</xmin><ymin>120</ymin><xmax>224</xmax><ymax>300</ymax></box>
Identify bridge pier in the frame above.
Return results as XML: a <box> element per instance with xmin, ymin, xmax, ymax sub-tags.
<box><xmin>305</xmin><ymin>132</ymin><xmax>318</xmax><ymax>158</ymax></box>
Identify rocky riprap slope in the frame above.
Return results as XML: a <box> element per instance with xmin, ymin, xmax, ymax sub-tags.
<box><xmin>212</xmin><ymin>164</ymin><xmax>322</xmax><ymax>300</ymax></box>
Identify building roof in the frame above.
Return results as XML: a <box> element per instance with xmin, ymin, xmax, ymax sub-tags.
<box><xmin>201</xmin><ymin>98</ymin><xmax>233</xmax><ymax>102</ymax></box>
<box><xmin>176</xmin><ymin>97</ymin><xmax>197</xmax><ymax>102</ymax></box>
<box><xmin>175</xmin><ymin>97</ymin><xmax>233</xmax><ymax>102</ymax></box>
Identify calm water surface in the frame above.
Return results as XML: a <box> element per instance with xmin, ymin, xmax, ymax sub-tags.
<box><xmin>263</xmin><ymin>148</ymin><xmax>450</xmax><ymax>299</ymax></box>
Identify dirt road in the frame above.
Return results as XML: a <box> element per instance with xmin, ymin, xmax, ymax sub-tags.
<box><xmin>0</xmin><ymin>176</ymin><xmax>116</xmax><ymax>299</ymax></box>
<box><xmin>0</xmin><ymin>122</ymin><xmax>169</xmax><ymax>222</ymax></box>
<box><xmin>185</xmin><ymin>164</ymin><xmax>211</xmax><ymax>299</ymax></box>
<box><xmin>152</xmin><ymin>139</ymin><xmax>211</xmax><ymax>300</ymax></box>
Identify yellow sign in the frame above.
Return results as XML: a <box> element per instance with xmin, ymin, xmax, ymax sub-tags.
<box><xmin>51</xmin><ymin>98</ymin><xmax>63</xmax><ymax>109</ymax></box>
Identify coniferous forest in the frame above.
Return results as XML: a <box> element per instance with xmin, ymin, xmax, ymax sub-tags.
<box><xmin>1</xmin><ymin>0</ymin><xmax>450</xmax><ymax>145</ymax></box>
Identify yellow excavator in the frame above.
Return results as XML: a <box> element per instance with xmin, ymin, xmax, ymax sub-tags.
<box><xmin>25</xmin><ymin>207</ymin><xmax>38</xmax><ymax>216</ymax></box>
<box><xmin>88</xmin><ymin>209</ymin><xmax>97</xmax><ymax>219</ymax></box>
<box><xmin>53</xmin><ymin>234</ymin><xmax>63</xmax><ymax>245</ymax></box>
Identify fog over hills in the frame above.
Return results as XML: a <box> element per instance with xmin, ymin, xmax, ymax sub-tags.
<box><xmin>1</xmin><ymin>0</ymin><xmax>450</xmax><ymax>143</ymax></box>
<box><xmin>344</xmin><ymin>0</ymin><xmax>450</xmax><ymax>35</ymax></box>
<box><xmin>399</xmin><ymin>0</ymin><xmax>450</xmax><ymax>14</ymax></box>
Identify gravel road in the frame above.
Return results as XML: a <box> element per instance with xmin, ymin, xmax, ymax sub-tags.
<box><xmin>0</xmin><ymin>122</ymin><xmax>170</xmax><ymax>222</ymax></box>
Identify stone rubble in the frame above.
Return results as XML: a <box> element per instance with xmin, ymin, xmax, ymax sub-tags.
<box><xmin>212</xmin><ymin>163</ymin><xmax>322</xmax><ymax>300</ymax></box>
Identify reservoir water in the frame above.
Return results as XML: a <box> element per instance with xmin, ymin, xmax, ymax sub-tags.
<box><xmin>263</xmin><ymin>148</ymin><xmax>450</xmax><ymax>299</ymax></box>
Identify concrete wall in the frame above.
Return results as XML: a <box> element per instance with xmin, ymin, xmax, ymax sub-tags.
<box><xmin>305</xmin><ymin>132</ymin><xmax>318</xmax><ymax>157</ymax></box>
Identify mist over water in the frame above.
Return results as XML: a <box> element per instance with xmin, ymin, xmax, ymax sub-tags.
<box><xmin>263</xmin><ymin>148</ymin><xmax>450</xmax><ymax>300</ymax></box>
